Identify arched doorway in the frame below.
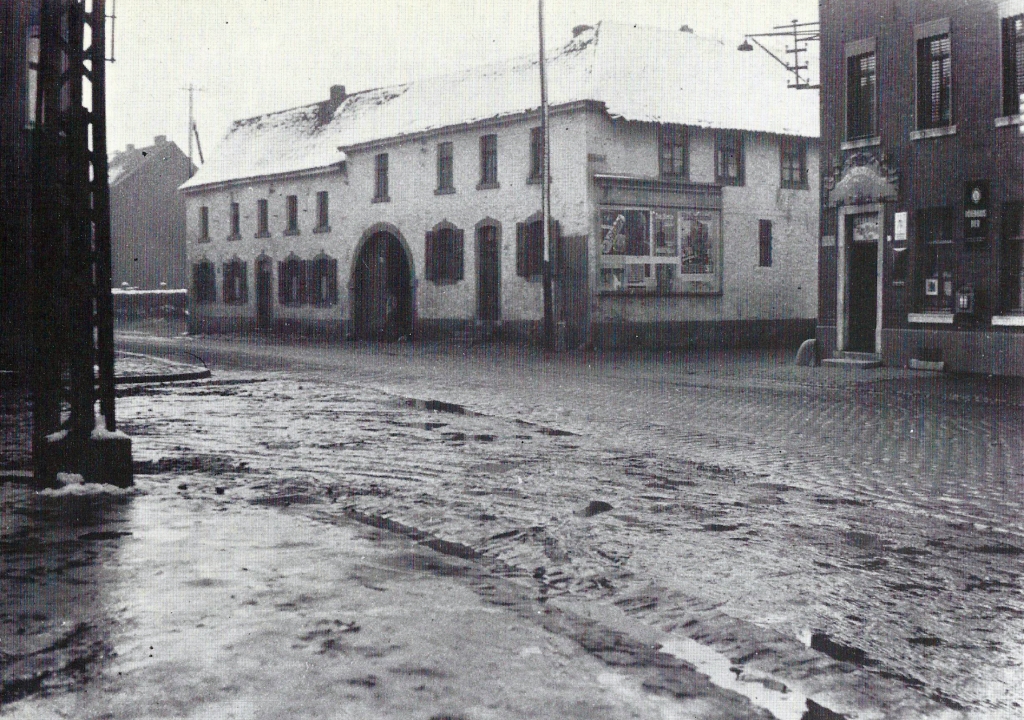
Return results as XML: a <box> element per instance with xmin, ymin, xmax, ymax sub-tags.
<box><xmin>352</xmin><ymin>230</ymin><xmax>413</xmax><ymax>340</ymax></box>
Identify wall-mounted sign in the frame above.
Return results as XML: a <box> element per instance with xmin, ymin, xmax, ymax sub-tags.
<box><xmin>964</xmin><ymin>180</ymin><xmax>989</xmax><ymax>240</ymax></box>
<box><xmin>894</xmin><ymin>211</ymin><xmax>907</xmax><ymax>242</ymax></box>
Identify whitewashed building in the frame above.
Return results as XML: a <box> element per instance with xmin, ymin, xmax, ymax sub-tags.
<box><xmin>180</xmin><ymin>23</ymin><xmax>819</xmax><ymax>348</ymax></box>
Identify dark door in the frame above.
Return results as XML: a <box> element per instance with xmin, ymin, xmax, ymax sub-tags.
<box><xmin>256</xmin><ymin>259</ymin><xmax>273</xmax><ymax>330</ymax></box>
<box><xmin>558</xmin><ymin>232</ymin><xmax>589</xmax><ymax>349</ymax></box>
<box><xmin>477</xmin><ymin>226</ymin><xmax>501</xmax><ymax>329</ymax></box>
<box><xmin>354</xmin><ymin>232</ymin><xmax>412</xmax><ymax>340</ymax></box>
<box><xmin>848</xmin><ymin>240</ymin><xmax>877</xmax><ymax>352</ymax></box>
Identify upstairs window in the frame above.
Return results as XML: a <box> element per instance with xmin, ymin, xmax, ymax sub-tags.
<box><xmin>529</xmin><ymin>127</ymin><xmax>544</xmax><ymax>181</ymax></box>
<box><xmin>229</xmin><ymin>202</ymin><xmax>240</xmax><ymax>238</ymax></box>
<box><xmin>285</xmin><ymin>195</ymin><xmax>299</xmax><ymax>234</ymax></box>
<box><xmin>374</xmin><ymin>153</ymin><xmax>389</xmax><ymax>201</ymax></box>
<box><xmin>192</xmin><ymin>261</ymin><xmax>216</xmax><ymax>304</ymax></box>
<box><xmin>758</xmin><ymin>220</ymin><xmax>773</xmax><ymax>267</ymax></box>
<box><xmin>658</xmin><ymin>125</ymin><xmax>688</xmax><ymax>179</ymax></box>
<box><xmin>847</xmin><ymin>51</ymin><xmax>877</xmax><ymax>140</ymax></box>
<box><xmin>198</xmin><ymin>206</ymin><xmax>210</xmax><ymax>242</ymax></box>
<box><xmin>256</xmin><ymin>199</ymin><xmax>269</xmax><ymax>237</ymax></box>
<box><xmin>715</xmin><ymin>131</ymin><xmax>744</xmax><ymax>186</ymax></box>
<box><xmin>278</xmin><ymin>255</ymin><xmax>307</xmax><ymax>305</ymax></box>
<box><xmin>222</xmin><ymin>259</ymin><xmax>248</xmax><ymax>304</ymax></box>
<box><xmin>917</xmin><ymin>33</ymin><xmax>952</xmax><ymax>129</ymax></box>
<box><xmin>480</xmin><ymin>134</ymin><xmax>498</xmax><ymax>188</ymax></box>
<box><xmin>1002</xmin><ymin>15</ymin><xmax>1024</xmax><ymax>116</ymax></box>
<box><xmin>425</xmin><ymin>224</ymin><xmax>465</xmax><ymax>284</ymax></box>
<box><xmin>437</xmin><ymin>142</ymin><xmax>454</xmax><ymax>193</ymax></box>
<box><xmin>307</xmin><ymin>254</ymin><xmax>339</xmax><ymax>307</ymax></box>
<box><xmin>780</xmin><ymin>138</ymin><xmax>808</xmax><ymax>189</ymax></box>
<box><xmin>315</xmin><ymin>191</ymin><xmax>329</xmax><ymax>231</ymax></box>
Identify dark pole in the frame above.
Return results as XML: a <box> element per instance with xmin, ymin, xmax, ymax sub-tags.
<box><xmin>538</xmin><ymin>0</ymin><xmax>554</xmax><ymax>350</ymax></box>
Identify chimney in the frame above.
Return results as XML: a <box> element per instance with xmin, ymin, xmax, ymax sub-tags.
<box><xmin>319</xmin><ymin>85</ymin><xmax>347</xmax><ymax>124</ymax></box>
<box><xmin>154</xmin><ymin>135</ymin><xmax>167</xmax><ymax>145</ymax></box>
<box><xmin>330</xmin><ymin>85</ymin><xmax>346</xmax><ymax>105</ymax></box>
<box><xmin>126</xmin><ymin>143</ymin><xmax>135</xmax><ymax>152</ymax></box>
<box><xmin>572</xmin><ymin>24</ymin><xmax>593</xmax><ymax>37</ymax></box>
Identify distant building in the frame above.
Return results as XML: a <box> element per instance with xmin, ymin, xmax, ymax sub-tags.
<box><xmin>180</xmin><ymin>23</ymin><xmax>819</xmax><ymax>348</ymax></box>
<box><xmin>819</xmin><ymin>0</ymin><xmax>1024</xmax><ymax>374</ymax></box>
<box><xmin>109</xmin><ymin>136</ymin><xmax>194</xmax><ymax>290</ymax></box>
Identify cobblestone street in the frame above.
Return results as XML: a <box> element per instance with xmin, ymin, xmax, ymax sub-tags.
<box><xmin>104</xmin><ymin>335</ymin><xmax>1024</xmax><ymax>718</ymax></box>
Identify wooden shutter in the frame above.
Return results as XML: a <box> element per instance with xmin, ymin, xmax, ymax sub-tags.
<box><xmin>297</xmin><ymin>260</ymin><xmax>308</xmax><ymax>304</ymax></box>
<box><xmin>454</xmin><ymin>229</ymin><xmax>465</xmax><ymax>281</ymax></box>
<box><xmin>425</xmin><ymin>231</ymin><xmax>436</xmax><ymax>282</ymax></box>
<box><xmin>327</xmin><ymin>258</ymin><xmax>339</xmax><ymax>305</ymax></box>
<box><xmin>278</xmin><ymin>261</ymin><xmax>286</xmax><ymax>303</ymax></box>
<box><xmin>240</xmin><ymin>262</ymin><xmax>248</xmax><ymax>303</ymax></box>
<box><xmin>221</xmin><ymin>263</ymin><xmax>230</xmax><ymax>303</ymax></box>
<box><xmin>516</xmin><ymin>222</ymin><xmax>526</xmax><ymax>277</ymax></box>
<box><xmin>917</xmin><ymin>38</ymin><xmax>930</xmax><ymax>127</ymax></box>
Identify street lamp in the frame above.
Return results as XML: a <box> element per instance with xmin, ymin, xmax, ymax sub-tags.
<box><xmin>738</xmin><ymin>19</ymin><xmax>819</xmax><ymax>91</ymax></box>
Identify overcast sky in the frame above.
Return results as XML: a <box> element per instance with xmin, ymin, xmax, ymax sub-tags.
<box><xmin>106</xmin><ymin>0</ymin><xmax>818</xmax><ymax>159</ymax></box>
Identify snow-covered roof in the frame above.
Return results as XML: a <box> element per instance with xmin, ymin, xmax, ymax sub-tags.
<box><xmin>109</xmin><ymin>139</ymin><xmax>193</xmax><ymax>187</ymax></box>
<box><xmin>182</xmin><ymin>23</ymin><xmax>819</xmax><ymax>191</ymax></box>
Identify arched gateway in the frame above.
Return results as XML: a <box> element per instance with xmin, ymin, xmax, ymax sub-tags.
<box><xmin>351</xmin><ymin>228</ymin><xmax>413</xmax><ymax>340</ymax></box>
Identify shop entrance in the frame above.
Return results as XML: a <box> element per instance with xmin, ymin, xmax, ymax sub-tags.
<box><xmin>352</xmin><ymin>230</ymin><xmax>413</xmax><ymax>340</ymax></box>
<box><xmin>846</xmin><ymin>212</ymin><xmax>880</xmax><ymax>352</ymax></box>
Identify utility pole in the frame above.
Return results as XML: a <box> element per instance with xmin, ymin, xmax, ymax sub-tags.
<box><xmin>188</xmin><ymin>83</ymin><xmax>195</xmax><ymax>176</ymax></box>
<box><xmin>538</xmin><ymin>0</ymin><xmax>554</xmax><ymax>350</ymax></box>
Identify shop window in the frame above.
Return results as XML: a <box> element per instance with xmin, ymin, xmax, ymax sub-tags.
<box><xmin>479</xmin><ymin>134</ymin><xmax>498</xmax><ymax>188</ymax></box>
<box><xmin>529</xmin><ymin>127</ymin><xmax>544</xmax><ymax>182</ymax></box>
<box><xmin>222</xmin><ymin>259</ymin><xmax>248</xmax><ymax>304</ymax></box>
<box><xmin>198</xmin><ymin>206</ymin><xmax>210</xmax><ymax>242</ymax></box>
<box><xmin>192</xmin><ymin>261</ymin><xmax>216</xmax><ymax>304</ymax></box>
<box><xmin>892</xmin><ymin>247</ymin><xmax>909</xmax><ymax>284</ymax></box>
<box><xmin>918</xmin><ymin>207</ymin><xmax>955</xmax><ymax>311</ymax></box>
<box><xmin>758</xmin><ymin>220</ymin><xmax>773</xmax><ymax>267</ymax></box>
<box><xmin>1003</xmin><ymin>15</ymin><xmax>1024</xmax><ymax>116</ymax></box>
<box><xmin>659</xmin><ymin>125</ymin><xmax>688</xmax><ymax>179</ymax></box>
<box><xmin>516</xmin><ymin>218</ymin><xmax>546</xmax><ymax>278</ymax></box>
<box><xmin>437</xmin><ymin>142</ymin><xmax>454</xmax><ymax>193</ymax></box>
<box><xmin>780</xmin><ymin>138</ymin><xmax>808</xmax><ymax>189</ymax></box>
<box><xmin>256</xmin><ymin>199</ymin><xmax>269</xmax><ymax>237</ymax></box>
<box><xmin>307</xmin><ymin>253</ymin><xmax>338</xmax><ymax>307</ymax></box>
<box><xmin>1001</xmin><ymin>202</ymin><xmax>1024</xmax><ymax>311</ymax></box>
<box><xmin>315</xmin><ymin>191</ymin><xmax>329</xmax><ymax>231</ymax></box>
<box><xmin>715</xmin><ymin>131</ymin><xmax>744</xmax><ymax>186</ymax></box>
<box><xmin>425</xmin><ymin>223</ymin><xmax>465</xmax><ymax>284</ymax></box>
<box><xmin>278</xmin><ymin>255</ymin><xmax>307</xmax><ymax>305</ymax></box>
<box><xmin>847</xmin><ymin>51</ymin><xmax>877</xmax><ymax>140</ymax></box>
<box><xmin>917</xmin><ymin>33</ymin><xmax>952</xmax><ymax>129</ymax></box>
<box><xmin>229</xmin><ymin>202</ymin><xmax>240</xmax><ymax>239</ymax></box>
<box><xmin>285</xmin><ymin>195</ymin><xmax>299</xmax><ymax>234</ymax></box>
<box><xmin>374</xmin><ymin>153</ymin><xmax>389</xmax><ymax>202</ymax></box>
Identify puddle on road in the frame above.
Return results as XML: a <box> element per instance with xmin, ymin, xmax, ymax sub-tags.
<box><xmin>402</xmin><ymin>398</ymin><xmax>476</xmax><ymax>416</ymax></box>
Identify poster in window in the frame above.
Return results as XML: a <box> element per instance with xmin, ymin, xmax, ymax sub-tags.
<box><xmin>600</xmin><ymin>267</ymin><xmax>624</xmax><ymax>290</ymax></box>
<box><xmin>601</xmin><ymin>209</ymin><xmax>649</xmax><ymax>256</ymax></box>
<box><xmin>679</xmin><ymin>213</ymin><xmax>714</xmax><ymax>275</ymax></box>
<box><xmin>652</xmin><ymin>211</ymin><xmax>677</xmax><ymax>256</ymax></box>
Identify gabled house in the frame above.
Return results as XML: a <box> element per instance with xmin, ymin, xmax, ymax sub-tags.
<box><xmin>109</xmin><ymin>136</ymin><xmax>195</xmax><ymax>290</ymax></box>
<box><xmin>180</xmin><ymin>22</ymin><xmax>819</xmax><ymax>348</ymax></box>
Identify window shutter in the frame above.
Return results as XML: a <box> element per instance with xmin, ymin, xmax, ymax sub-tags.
<box><xmin>306</xmin><ymin>259</ymin><xmax>318</xmax><ymax>305</ymax></box>
<box><xmin>297</xmin><ymin>260</ymin><xmax>308</xmax><ymax>304</ymax></box>
<box><xmin>278</xmin><ymin>261</ymin><xmax>286</xmax><ymax>303</ymax></box>
<box><xmin>424</xmin><ymin>231</ymin><xmax>436</xmax><ymax>282</ymax></box>
<box><xmin>221</xmin><ymin>263</ymin><xmax>230</xmax><ymax>303</ymax></box>
<box><xmin>516</xmin><ymin>222</ymin><xmax>527</xmax><ymax>277</ymax></box>
<box><xmin>454</xmin><ymin>229</ymin><xmax>465</xmax><ymax>281</ymax></box>
<box><xmin>240</xmin><ymin>262</ymin><xmax>248</xmax><ymax>303</ymax></box>
<box><xmin>917</xmin><ymin>39</ymin><xmax>930</xmax><ymax>126</ymax></box>
<box><xmin>1004</xmin><ymin>18</ymin><xmax>1018</xmax><ymax>116</ymax></box>
<box><xmin>328</xmin><ymin>258</ymin><xmax>339</xmax><ymax>305</ymax></box>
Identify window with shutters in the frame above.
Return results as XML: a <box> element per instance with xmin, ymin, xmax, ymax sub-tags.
<box><xmin>1003</xmin><ymin>15</ymin><xmax>1024</xmax><ymax>117</ymax></box>
<box><xmin>198</xmin><ymin>206</ymin><xmax>210</xmax><ymax>242</ymax></box>
<box><xmin>917</xmin><ymin>33</ymin><xmax>952</xmax><ymax>130</ymax></box>
<box><xmin>222</xmin><ymin>259</ymin><xmax>248</xmax><ymax>304</ymax></box>
<box><xmin>314</xmin><ymin>191</ymin><xmax>330</xmax><ymax>232</ymax></box>
<box><xmin>307</xmin><ymin>253</ymin><xmax>339</xmax><ymax>306</ymax></box>
<box><xmin>425</xmin><ymin>223</ymin><xmax>464</xmax><ymax>284</ymax></box>
<box><xmin>479</xmin><ymin>134</ymin><xmax>498</xmax><ymax>188</ymax></box>
<box><xmin>284</xmin><ymin>195</ymin><xmax>299</xmax><ymax>235</ymax></box>
<box><xmin>229</xmin><ymin>202</ymin><xmax>241</xmax><ymax>239</ymax></box>
<box><xmin>436</xmin><ymin>142</ymin><xmax>455</xmax><ymax>193</ymax></box>
<box><xmin>192</xmin><ymin>260</ymin><xmax>216</xmax><ymax>304</ymax></box>
<box><xmin>278</xmin><ymin>255</ymin><xmax>307</xmax><ymax>305</ymax></box>
<box><xmin>374</xmin><ymin>153</ymin><xmax>389</xmax><ymax>202</ymax></box>
<box><xmin>714</xmin><ymin>131</ymin><xmax>744</xmax><ymax>186</ymax></box>
<box><xmin>516</xmin><ymin>217</ymin><xmax>547</xmax><ymax>279</ymax></box>
<box><xmin>847</xmin><ymin>51</ymin><xmax>877</xmax><ymax>140</ymax></box>
<box><xmin>658</xmin><ymin>125</ymin><xmax>688</xmax><ymax>179</ymax></box>
<box><xmin>256</xmin><ymin>199</ymin><xmax>269</xmax><ymax>237</ymax></box>
<box><xmin>758</xmin><ymin>220</ymin><xmax>773</xmax><ymax>267</ymax></box>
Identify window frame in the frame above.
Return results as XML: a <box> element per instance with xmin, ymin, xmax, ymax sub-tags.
<box><xmin>373</xmin><ymin>152</ymin><xmax>390</xmax><ymax>202</ymax></box>
<box><xmin>529</xmin><ymin>127</ymin><xmax>544</xmax><ymax>182</ymax></box>
<box><xmin>658</xmin><ymin>124</ymin><xmax>688</xmax><ymax>179</ymax></box>
<box><xmin>198</xmin><ymin>206</ymin><xmax>210</xmax><ymax>242</ymax></box>
<box><xmin>758</xmin><ymin>220</ymin><xmax>773</xmax><ymax>267</ymax></box>
<box><xmin>256</xmin><ymin>198</ymin><xmax>269</xmax><ymax>237</ymax></box>
<box><xmin>315</xmin><ymin>191</ymin><xmax>330</xmax><ymax>232</ymax></box>
<box><xmin>846</xmin><ymin>50</ymin><xmax>878</xmax><ymax>141</ymax></box>
<box><xmin>192</xmin><ymin>260</ymin><xmax>216</xmax><ymax>304</ymax></box>
<box><xmin>714</xmin><ymin>131</ymin><xmax>744</xmax><ymax>186</ymax></box>
<box><xmin>229</xmin><ymin>202</ymin><xmax>241</xmax><ymax>239</ymax></box>
<box><xmin>1002</xmin><ymin>14</ymin><xmax>1024</xmax><ymax>117</ymax></box>
<box><xmin>284</xmin><ymin>194</ymin><xmax>299</xmax><ymax>235</ymax></box>
<box><xmin>479</xmin><ymin>134</ymin><xmax>499</xmax><ymax>189</ymax></box>
<box><xmin>425</xmin><ymin>223</ymin><xmax>465</xmax><ymax>284</ymax></box>
<box><xmin>916</xmin><ymin>32</ymin><xmax>953</xmax><ymax>130</ymax></box>
<box><xmin>436</xmin><ymin>141</ymin><xmax>455</xmax><ymax>194</ymax></box>
<box><xmin>222</xmin><ymin>259</ymin><xmax>249</xmax><ymax>305</ymax></box>
<box><xmin>278</xmin><ymin>255</ymin><xmax>307</xmax><ymax>306</ymax></box>
<box><xmin>307</xmin><ymin>254</ymin><xmax>339</xmax><ymax>307</ymax></box>
<box><xmin>780</xmin><ymin>138</ymin><xmax>808</xmax><ymax>190</ymax></box>
<box><xmin>917</xmin><ymin>206</ymin><xmax>956</xmax><ymax>311</ymax></box>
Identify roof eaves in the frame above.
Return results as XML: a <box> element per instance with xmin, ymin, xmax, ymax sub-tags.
<box><xmin>178</xmin><ymin>160</ymin><xmax>347</xmax><ymax>195</ymax></box>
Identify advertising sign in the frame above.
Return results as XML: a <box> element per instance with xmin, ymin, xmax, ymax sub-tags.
<box><xmin>964</xmin><ymin>180</ymin><xmax>989</xmax><ymax>240</ymax></box>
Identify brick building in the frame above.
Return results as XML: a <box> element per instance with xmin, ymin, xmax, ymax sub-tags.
<box><xmin>109</xmin><ymin>136</ymin><xmax>194</xmax><ymax>290</ymax></box>
<box><xmin>180</xmin><ymin>23</ymin><xmax>819</xmax><ymax>348</ymax></box>
<box><xmin>819</xmin><ymin>0</ymin><xmax>1024</xmax><ymax>374</ymax></box>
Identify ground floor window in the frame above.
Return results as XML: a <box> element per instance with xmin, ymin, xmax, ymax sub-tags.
<box><xmin>278</xmin><ymin>255</ymin><xmax>307</xmax><ymax>305</ymax></box>
<box><xmin>425</xmin><ymin>224</ymin><xmax>465</xmax><ymax>284</ymax></box>
<box><xmin>599</xmin><ymin>206</ymin><xmax>721</xmax><ymax>294</ymax></box>
<box><xmin>222</xmin><ymin>259</ymin><xmax>248</xmax><ymax>304</ymax></box>
<box><xmin>1001</xmin><ymin>202</ymin><xmax>1024</xmax><ymax>312</ymax></box>
<box><xmin>516</xmin><ymin>219</ymin><xmax>545</xmax><ymax>279</ymax></box>
<box><xmin>917</xmin><ymin>207</ymin><xmax>955</xmax><ymax>312</ymax></box>
<box><xmin>193</xmin><ymin>261</ymin><xmax>216</xmax><ymax>304</ymax></box>
<box><xmin>307</xmin><ymin>254</ymin><xmax>339</xmax><ymax>307</ymax></box>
